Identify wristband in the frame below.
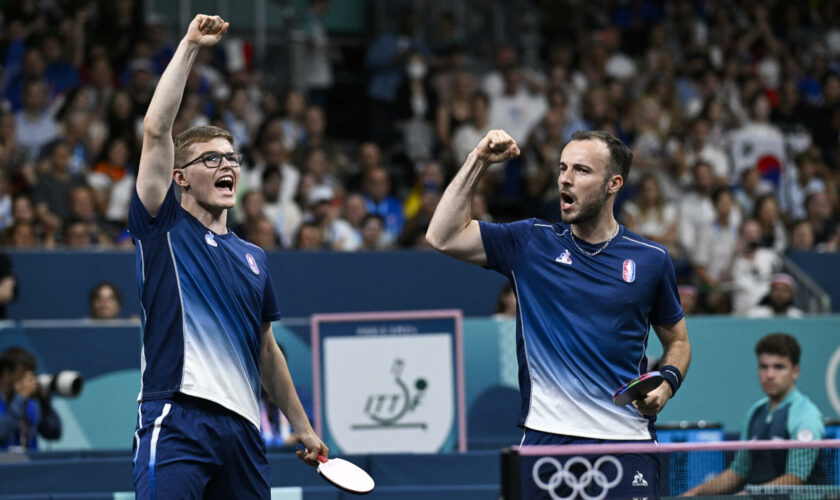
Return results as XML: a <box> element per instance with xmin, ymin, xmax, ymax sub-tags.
<box><xmin>660</xmin><ymin>365</ymin><xmax>682</xmax><ymax>396</ymax></box>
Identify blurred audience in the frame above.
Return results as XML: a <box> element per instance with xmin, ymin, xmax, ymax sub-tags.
<box><xmin>0</xmin><ymin>1</ymin><xmax>837</xmax><ymax>316</ymax></box>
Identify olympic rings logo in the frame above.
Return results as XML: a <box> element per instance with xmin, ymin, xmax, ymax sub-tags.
<box><xmin>532</xmin><ymin>455</ymin><xmax>623</xmax><ymax>500</ymax></box>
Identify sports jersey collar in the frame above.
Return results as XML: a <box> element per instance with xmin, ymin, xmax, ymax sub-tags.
<box><xmin>764</xmin><ymin>387</ymin><xmax>801</xmax><ymax>415</ymax></box>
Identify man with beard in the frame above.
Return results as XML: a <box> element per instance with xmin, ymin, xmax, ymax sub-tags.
<box><xmin>427</xmin><ymin>129</ymin><xmax>690</xmax><ymax>499</ymax></box>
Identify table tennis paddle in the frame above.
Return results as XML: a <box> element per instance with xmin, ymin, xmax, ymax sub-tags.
<box><xmin>298</xmin><ymin>445</ymin><xmax>375</xmax><ymax>495</ymax></box>
<box><xmin>613</xmin><ymin>371</ymin><xmax>664</xmax><ymax>406</ymax></box>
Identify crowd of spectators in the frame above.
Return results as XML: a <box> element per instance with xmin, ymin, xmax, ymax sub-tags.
<box><xmin>1</xmin><ymin>0</ymin><xmax>839</xmax><ymax>316</ymax></box>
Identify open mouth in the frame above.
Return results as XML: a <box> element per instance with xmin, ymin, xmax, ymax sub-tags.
<box><xmin>560</xmin><ymin>192</ymin><xmax>575</xmax><ymax>211</ymax></box>
<box><xmin>215</xmin><ymin>175</ymin><xmax>235</xmax><ymax>194</ymax></box>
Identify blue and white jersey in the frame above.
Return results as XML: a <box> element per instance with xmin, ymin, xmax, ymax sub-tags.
<box><xmin>480</xmin><ymin>219</ymin><xmax>684</xmax><ymax>440</ymax></box>
<box><xmin>129</xmin><ymin>185</ymin><xmax>282</xmax><ymax>428</ymax></box>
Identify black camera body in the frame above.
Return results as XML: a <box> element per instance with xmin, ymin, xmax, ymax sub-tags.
<box><xmin>37</xmin><ymin>371</ymin><xmax>84</xmax><ymax>397</ymax></box>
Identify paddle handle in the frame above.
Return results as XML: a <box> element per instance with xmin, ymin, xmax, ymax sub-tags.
<box><xmin>297</xmin><ymin>443</ymin><xmax>329</xmax><ymax>463</ymax></box>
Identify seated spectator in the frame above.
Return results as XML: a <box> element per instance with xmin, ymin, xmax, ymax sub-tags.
<box><xmin>451</xmin><ymin>91</ymin><xmax>491</xmax><ymax>166</ymax></box>
<box><xmin>781</xmin><ymin>152</ymin><xmax>827</xmax><ymax>221</ymax></box>
<box><xmin>398</xmin><ymin>189</ymin><xmax>440</xmax><ymax>249</ymax></box>
<box><xmin>243</xmin><ymin>136</ymin><xmax>300</xmax><ymax>207</ymax></box>
<box><xmin>246</xmin><ymin>217</ymin><xmax>281</xmax><ymax>252</ymax></box>
<box><xmin>753</xmin><ymin>194</ymin><xmax>787</xmax><ymax>254</ymax></box>
<box><xmin>293</xmin><ymin>105</ymin><xmax>347</xmax><ymax>176</ymax></box>
<box><xmin>677</xmin><ymin>285</ymin><xmax>700</xmax><ymax>316</ymax></box>
<box><xmin>260</xmin><ymin>167</ymin><xmax>303</xmax><ymax>248</ymax></box>
<box><xmin>492</xmin><ymin>282</ymin><xmax>517</xmax><ymax>319</ymax></box>
<box><xmin>296</xmin><ymin>222</ymin><xmax>325</xmax><ymax>250</ymax></box>
<box><xmin>403</xmin><ymin>161</ymin><xmax>444</xmax><ymax>220</ymax></box>
<box><xmin>436</xmin><ymin>71</ymin><xmax>475</xmax><ymax>151</ymax></box>
<box><xmin>359</xmin><ymin>214</ymin><xmax>389</xmax><ymax>251</ymax></box>
<box><xmin>0</xmin><ymin>347</ymin><xmax>62</xmax><ymax>451</ymax></box>
<box><xmin>678</xmin><ymin>117</ymin><xmax>731</xmax><ymax>183</ymax></box>
<box><xmin>0</xmin><ymin>112</ymin><xmax>31</xmax><ymax>176</ymax></box>
<box><xmin>88</xmin><ymin>281</ymin><xmax>123</xmax><ymax>320</ymax></box>
<box><xmin>61</xmin><ymin>218</ymin><xmax>94</xmax><ymax>248</ymax></box>
<box><xmin>804</xmin><ymin>192</ymin><xmax>836</xmax><ymax>245</ymax></box>
<box><xmin>67</xmin><ymin>185</ymin><xmax>113</xmax><ymax>246</ymax></box>
<box><xmin>677</xmin><ymin>161</ymin><xmax>716</xmax><ymax>257</ymax></box>
<box><xmin>621</xmin><ymin>174</ymin><xmax>678</xmax><ymax>252</ymax></box>
<box><xmin>735</xmin><ymin>167</ymin><xmax>774</xmax><ymax>217</ymax></box>
<box><xmin>4</xmin><ymin>222</ymin><xmax>43</xmax><ymax>248</ymax></box>
<box><xmin>88</xmin><ymin>136</ymin><xmax>136</xmax><ymax>227</ymax></box>
<box><xmin>280</xmin><ymin>89</ymin><xmax>307</xmax><ymax>154</ymax></box>
<box><xmin>14</xmin><ymin>80</ymin><xmax>59</xmax><ymax>162</ymax></box>
<box><xmin>362</xmin><ymin>167</ymin><xmax>404</xmax><ymax>243</ymax></box>
<box><xmin>732</xmin><ymin>219</ymin><xmax>782</xmax><ymax>315</ymax></box>
<box><xmin>343</xmin><ymin>192</ymin><xmax>369</xmax><ymax>241</ymax></box>
<box><xmin>692</xmin><ymin>187</ymin><xmax>741</xmax><ymax>313</ymax></box>
<box><xmin>304</xmin><ymin>185</ymin><xmax>360</xmax><ymax>251</ymax></box>
<box><xmin>788</xmin><ymin>220</ymin><xmax>815</xmax><ymax>253</ymax></box>
<box><xmin>33</xmin><ymin>142</ymin><xmax>85</xmax><ymax>225</ymax></box>
<box><xmin>747</xmin><ymin>273</ymin><xmax>804</xmax><ymax>318</ymax></box>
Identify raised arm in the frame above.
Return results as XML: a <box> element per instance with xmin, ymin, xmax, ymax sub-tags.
<box><xmin>259</xmin><ymin>323</ymin><xmax>327</xmax><ymax>467</ymax></box>
<box><xmin>426</xmin><ymin>130</ymin><xmax>519</xmax><ymax>265</ymax></box>
<box><xmin>136</xmin><ymin>15</ymin><xmax>228</xmax><ymax>215</ymax></box>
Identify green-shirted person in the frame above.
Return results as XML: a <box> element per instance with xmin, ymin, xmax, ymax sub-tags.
<box><xmin>683</xmin><ymin>332</ymin><xmax>825</xmax><ymax>496</ymax></box>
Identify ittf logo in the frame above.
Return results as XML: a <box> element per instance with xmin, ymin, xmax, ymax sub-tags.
<box><xmin>622</xmin><ymin>259</ymin><xmax>636</xmax><ymax>283</ymax></box>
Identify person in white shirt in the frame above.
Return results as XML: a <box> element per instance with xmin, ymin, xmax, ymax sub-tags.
<box><xmin>746</xmin><ymin>273</ymin><xmax>804</xmax><ymax>318</ymax></box>
<box><xmin>732</xmin><ymin>219</ymin><xmax>781</xmax><ymax>314</ymax></box>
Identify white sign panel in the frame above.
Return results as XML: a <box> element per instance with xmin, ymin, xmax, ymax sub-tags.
<box><xmin>323</xmin><ymin>334</ymin><xmax>454</xmax><ymax>453</ymax></box>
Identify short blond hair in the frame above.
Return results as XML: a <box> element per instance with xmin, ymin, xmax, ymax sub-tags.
<box><xmin>173</xmin><ymin>126</ymin><xmax>235</xmax><ymax>168</ymax></box>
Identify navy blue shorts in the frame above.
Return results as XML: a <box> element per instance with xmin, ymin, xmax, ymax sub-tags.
<box><xmin>520</xmin><ymin>428</ymin><xmax>659</xmax><ymax>500</ymax></box>
<box><xmin>132</xmin><ymin>394</ymin><xmax>270</xmax><ymax>500</ymax></box>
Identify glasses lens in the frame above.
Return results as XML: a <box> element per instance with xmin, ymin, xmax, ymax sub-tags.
<box><xmin>226</xmin><ymin>153</ymin><xmax>241</xmax><ymax>166</ymax></box>
<box><xmin>203</xmin><ymin>153</ymin><xmax>222</xmax><ymax>168</ymax></box>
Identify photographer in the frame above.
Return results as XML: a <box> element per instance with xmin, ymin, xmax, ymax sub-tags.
<box><xmin>0</xmin><ymin>347</ymin><xmax>62</xmax><ymax>451</ymax></box>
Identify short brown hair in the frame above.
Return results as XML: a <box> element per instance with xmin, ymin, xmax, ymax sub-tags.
<box><xmin>173</xmin><ymin>126</ymin><xmax>235</xmax><ymax>169</ymax></box>
<box><xmin>570</xmin><ymin>130</ymin><xmax>633</xmax><ymax>180</ymax></box>
<box><xmin>755</xmin><ymin>332</ymin><xmax>801</xmax><ymax>366</ymax></box>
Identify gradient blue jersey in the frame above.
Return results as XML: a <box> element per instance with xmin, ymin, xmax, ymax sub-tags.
<box><xmin>480</xmin><ymin>219</ymin><xmax>683</xmax><ymax>440</ymax></box>
<box><xmin>129</xmin><ymin>185</ymin><xmax>282</xmax><ymax>428</ymax></box>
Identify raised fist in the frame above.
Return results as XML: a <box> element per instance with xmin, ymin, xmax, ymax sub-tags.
<box><xmin>474</xmin><ymin>130</ymin><xmax>520</xmax><ymax>164</ymax></box>
<box><xmin>186</xmin><ymin>15</ymin><xmax>229</xmax><ymax>47</ymax></box>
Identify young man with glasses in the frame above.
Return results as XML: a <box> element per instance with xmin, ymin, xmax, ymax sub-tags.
<box><xmin>129</xmin><ymin>15</ymin><xmax>326</xmax><ymax>499</ymax></box>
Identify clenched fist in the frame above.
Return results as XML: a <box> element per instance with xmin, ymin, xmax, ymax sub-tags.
<box><xmin>474</xmin><ymin>130</ymin><xmax>520</xmax><ymax>164</ymax></box>
<box><xmin>186</xmin><ymin>14</ymin><xmax>229</xmax><ymax>47</ymax></box>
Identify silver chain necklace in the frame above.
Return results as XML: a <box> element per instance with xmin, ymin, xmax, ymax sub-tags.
<box><xmin>570</xmin><ymin>223</ymin><xmax>620</xmax><ymax>257</ymax></box>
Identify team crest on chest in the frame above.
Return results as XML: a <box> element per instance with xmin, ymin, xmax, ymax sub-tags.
<box><xmin>205</xmin><ymin>232</ymin><xmax>218</xmax><ymax>247</ymax></box>
<box><xmin>246</xmin><ymin>253</ymin><xmax>260</xmax><ymax>274</ymax></box>
<box><xmin>622</xmin><ymin>259</ymin><xmax>636</xmax><ymax>283</ymax></box>
<box><xmin>555</xmin><ymin>248</ymin><xmax>573</xmax><ymax>265</ymax></box>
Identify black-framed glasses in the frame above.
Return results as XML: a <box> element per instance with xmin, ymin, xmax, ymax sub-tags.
<box><xmin>179</xmin><ymin>151</ymin><xmax>242</xmax><ymax>169</ymax></box>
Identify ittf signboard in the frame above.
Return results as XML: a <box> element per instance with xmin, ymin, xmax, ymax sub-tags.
<box><xmin>311</xmin><ymin>310</ymin><xmax>466</xmax><ymax>454</ymax></box>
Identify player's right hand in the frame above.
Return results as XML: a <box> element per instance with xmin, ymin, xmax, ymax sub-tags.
<box><xmin>185</xmin><ymin>14</ymin><xmax>229</xmax><ymax>47</ymax></box>
<box><xmin>474</xmin><ymin>130</ymin><xmax>520</xmax><ymax>164</ymax></box>
<box><xmin>296</xmin><ymin>430</ymin><xmax>329</xmax><ymax>467</ymax></box>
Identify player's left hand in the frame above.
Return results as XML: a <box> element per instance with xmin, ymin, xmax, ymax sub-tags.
<box><xmin>633</xmin><ymin>381</ymin><xmax>673</xmax><ymax>416</ymax></box>
<box><xmin>295</xmin><ymin>430</ymin><xmax>329</xmax><ymax>467</ymax></box>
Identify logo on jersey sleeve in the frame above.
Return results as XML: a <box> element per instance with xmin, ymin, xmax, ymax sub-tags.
<box><xmin>205</xmin><ymin>232</ymin><xmax>218</xmax><ymax>247</ymax></box>
<box><xmin>245</xmin><ymin>253</ymin><xmax>260</xmax><ymax>274</ymax></box>
<box><xmin>622</xmin><ymin>259</ymin><xmax>636</xmax><ymax>283</ymax></box>
<box><xmin>555</xmin><ymin>249</ymin><xmax>573</xmax><ymax>265</ymax></box>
